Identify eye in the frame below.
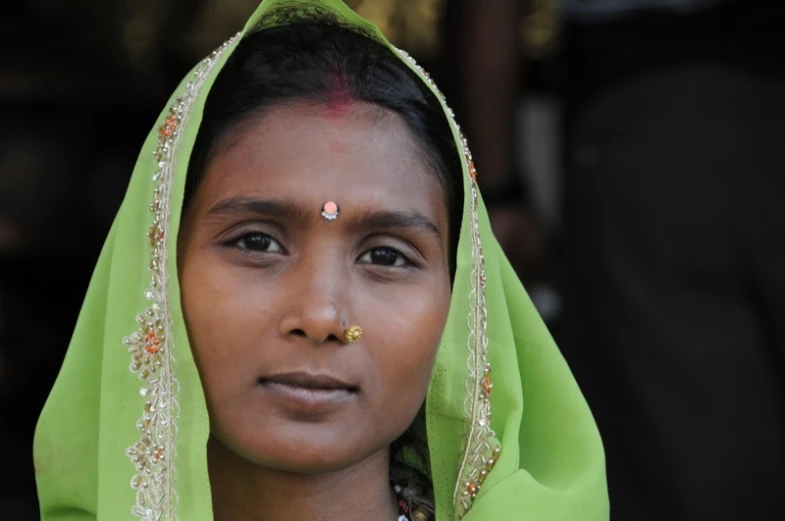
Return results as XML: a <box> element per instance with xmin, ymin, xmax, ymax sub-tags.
<box><xmin>358</xmin><ymin>246</ymin><xmax>410</xmax><ymax>267</ymax></box>
<box><xmin>232</xmin><ymin>232</ymin><xmax>284</xmax><ymax>254</ymax></box>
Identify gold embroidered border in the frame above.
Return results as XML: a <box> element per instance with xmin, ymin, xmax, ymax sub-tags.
<box><xmin>123</xmin><ymin>36</ymin><xmax>237</xmax><ymax>521</ymax></box>
<box><xmin>394</xmin><ymin>48</ymin><xmax>501</xmax><ymax>519</ymax></box>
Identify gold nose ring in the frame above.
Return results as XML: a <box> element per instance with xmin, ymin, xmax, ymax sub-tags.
<box><xmin>344</xmin><ymin>325</ymin><xmax>362</xmax><ymax>344</ymax></box>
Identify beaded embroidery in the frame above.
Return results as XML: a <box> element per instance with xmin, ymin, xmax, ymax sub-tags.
<box><xmin>393</xmin><ymin>48</ymin><xmax>501</xmax><ymax>519</ymax></box>
<box><xmin>123</xmin><ymin>36</ymin><xmax>237</xmax><ymax>521</ymax></box>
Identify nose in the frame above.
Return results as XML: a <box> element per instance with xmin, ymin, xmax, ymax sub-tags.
<box><xmin>277</xmin><ymin>260</ymin><xmax>348</xmax><ymax>345</ymax></box>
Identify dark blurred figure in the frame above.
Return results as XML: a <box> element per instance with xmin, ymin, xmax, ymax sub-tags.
<box><xmin>558</xmin><ymin>0</ymin><xmax>785</xmax><ymax>520</ymax></box>
<box><xmin>447</xmin><ymin>0</ymin><xmax>785</xmax><ymax>519</ymax></box>
<box><xmin>445</xmin><ymin>0</ymin><xmax>552</xmax><ymax>293</ymax></box>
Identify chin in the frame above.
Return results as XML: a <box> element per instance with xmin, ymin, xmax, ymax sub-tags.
<box><xmin>218</xmin><ymin>422</ymin><xmax>384</xmax><ymax>475</ymax></box>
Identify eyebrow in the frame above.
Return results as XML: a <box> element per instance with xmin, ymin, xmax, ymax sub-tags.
<box><xmin>206</xmin><ymin>196</ymin><xmax>309</xmax><ymax>221</ymax></box>
<box><xmin>206</xmin><ymin>196</ymin><xmax>441</xmax><ymax>238</ymax></box>
<box><xmin>349</xmin><ymin>208</ymin><xmax>441</xmax><ymax>238</ymax></box>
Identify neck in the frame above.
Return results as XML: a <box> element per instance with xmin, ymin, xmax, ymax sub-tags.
<box><xmin>207</xmin><ymin>436</ymin><xmax>400</xmax><ymax>521</ymax></box>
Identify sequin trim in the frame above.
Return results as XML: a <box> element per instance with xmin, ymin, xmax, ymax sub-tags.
<box><xmin>394</xmin><ymin>48</ymin><xmax>501</xmax><ymax>519</ymax></box>
<box><xmin>123</xmin><ymin>35</ymin><xmax>237</xmax><ymax>521</ymax></box>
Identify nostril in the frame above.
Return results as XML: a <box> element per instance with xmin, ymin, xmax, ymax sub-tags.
<box><xmin>286</xmin><ymin>329</ymin><xmax>343</xmax><ymax>344</ymax></box>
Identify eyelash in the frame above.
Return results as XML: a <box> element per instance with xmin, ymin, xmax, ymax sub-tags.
<box><xmin>230</xmin><ymin>232</ymin><xmax>284</xmax><ymax>254</ymax></box>
<box><xmin>357</xmin><ymin>246</ymin><xmax>413</xmax><ymax>268</ymax></box>
<box><xmin>228</xmin><ymin>232</ymin><xmax>414</xmax><ymax>268</ymax></box>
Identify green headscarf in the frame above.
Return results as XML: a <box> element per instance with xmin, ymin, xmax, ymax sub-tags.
<box><xmin>34</xmin><ymin>1</ymin><xmax>608</xmax><ymax>519</ymax></box>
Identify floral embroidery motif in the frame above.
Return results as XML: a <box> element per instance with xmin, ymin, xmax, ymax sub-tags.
<box><xmin>123</xmin><ymin>35</ymin><xmax>238</xmax><ymax>521</ymax></box>
<box><xmin>468</xmin><ymin>161</ymin><xmax>477</xmax><ymax>181</ymax></box>
<box><xmin>395</xmin><ymin>47</ymin><xmax>501</xmax><ymax>519</ymax></box>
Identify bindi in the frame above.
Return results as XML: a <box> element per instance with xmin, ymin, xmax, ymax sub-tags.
<box><xmin>321</xmin><ymin>201</ymin><xmax>339</xmax><ymax>220</ymax></box>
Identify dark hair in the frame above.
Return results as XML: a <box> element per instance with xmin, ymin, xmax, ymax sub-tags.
<box><xmin>184</xmin><ymin>19</ymin><xmax>465</xmax><ymax>517</ymax></box>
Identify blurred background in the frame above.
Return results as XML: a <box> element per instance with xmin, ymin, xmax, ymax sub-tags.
<box><xmin>1</xmin><ymin>0</ymin><xmax>783</xmax><ymax>520</ymax></box>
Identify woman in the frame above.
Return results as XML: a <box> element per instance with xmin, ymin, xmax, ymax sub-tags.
<box><xmin>34</xmin><ymin>1</ymin><xmax>608</xmax><ymax>520</ymax></box>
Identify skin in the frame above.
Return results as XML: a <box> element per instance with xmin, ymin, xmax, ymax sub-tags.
<box><xmin>178</xmin><ymin>101</ymin><xmax>453</xmax><ymax>521</ymax></box>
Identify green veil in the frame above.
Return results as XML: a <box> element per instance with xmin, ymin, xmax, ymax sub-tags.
<box><xmin>34</xmin><ymin>1</ymin><xmax>608</xmax><ymax>519</ymax></box>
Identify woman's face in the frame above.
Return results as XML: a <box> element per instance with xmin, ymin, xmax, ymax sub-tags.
<box><xmin>178</xmin><ymin>102</ymin><xmax>453</xmax><ymax>473</ymax></box>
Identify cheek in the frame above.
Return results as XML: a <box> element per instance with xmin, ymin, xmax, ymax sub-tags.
<box><xmin>358</xmin><ymin>282</ymin><xmax>449</xmax><ymax>444</ymax></box>
<box><xmin>365</xmin><ymin>281</ymin><xmax>451</xmax><ymax>399</ymax></box>
<box><xmin>180</xmin><ymin>252</ymin><xmax>274</xmax><ymax>397</ymax></box>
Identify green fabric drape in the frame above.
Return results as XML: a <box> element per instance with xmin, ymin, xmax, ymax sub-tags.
<box><xmin>34</xmin><ymin>1</ymin><xmax>608</xmax><ymax>519</ymax></box>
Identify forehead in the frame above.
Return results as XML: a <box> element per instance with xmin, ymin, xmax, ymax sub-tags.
<box><xmin>196</xmin><ymin>102</ymin><xmax>445</xmax><ymax>218</ymax></box>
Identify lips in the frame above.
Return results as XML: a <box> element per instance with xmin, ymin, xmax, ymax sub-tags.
<box><xmin>257</xmin><ymin>372</ymin><xmax>358</xmax><ymax>409</ymax></box>
<box><xmin>258</xmin><ymin>372</ymin><xmax>357</xmax><ymax>392</ymax></box>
